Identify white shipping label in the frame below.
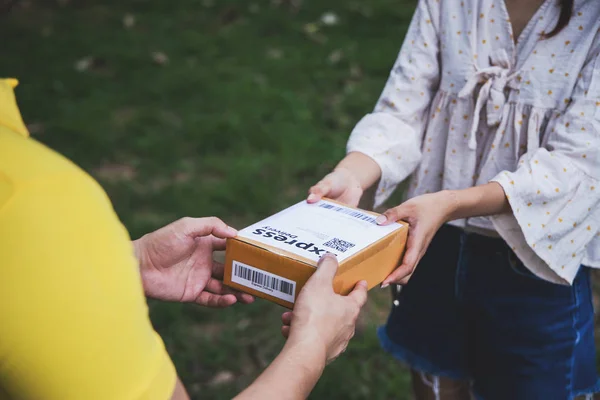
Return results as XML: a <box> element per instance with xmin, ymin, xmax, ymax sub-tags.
<box><xmin>231</xmin><ymin>260</ymin><xmax>296</xmax><ymax>303</ymax></box>
<box><xmin>237</xmin><ymin>200</ymin><xmax>403</xmax><ymax>263</ymax></box>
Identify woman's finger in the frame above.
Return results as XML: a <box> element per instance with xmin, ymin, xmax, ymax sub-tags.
<box><xmin>382</xmin><ymin>229</ymin><xmax>422</xmax><ymax>286</ymax></box>
<box><xmin>307</xmin><ymin>179</ymin><xmax>332</xmax><ymax>203</ymax></box>
<box><xmin>396</xmin><ymin>273</ymin><xmax>413</xmax><ymax>286</ymax></box>
<box><xmin>376</xmin><ymin>203</ymin><xmax>413</xmax><ymax>225</ymax></box>
<box><xmin>281</xmin><ymin>325</ymin><xmax>290</xmax><ymax>339</ymax></box>
<box><xmin>382</xmin><ymin>265</ymin><xmax>414</xmax><ymax>286</ymax></box>
<box><xmin>338</xmin><ymin>186</ymin><xmax>363</xmax><ymax>208</ymax></box>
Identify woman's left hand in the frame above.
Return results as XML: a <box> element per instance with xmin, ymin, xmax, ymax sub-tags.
<box><xmin>376</xmin><ymin>191</ymin><xmax>457</xmax><ymax>286</ymax></box>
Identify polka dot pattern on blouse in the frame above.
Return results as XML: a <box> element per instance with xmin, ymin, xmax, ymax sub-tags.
<box><xmin>347</xmin><ymin>0</ymin><xmax>600</xmax><ymax>285</ymax></box>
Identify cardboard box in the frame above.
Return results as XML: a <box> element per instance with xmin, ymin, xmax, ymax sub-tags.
<box><xmin>224</xmin><ymin>198</ymin><xmax>408</xmax><ymax>308</ymax></box>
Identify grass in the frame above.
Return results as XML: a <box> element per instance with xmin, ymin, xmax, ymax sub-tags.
<box><xmin>2</xmin><ymin>0</ymin><xmax>416</xmax><ymax>398</ymax></box>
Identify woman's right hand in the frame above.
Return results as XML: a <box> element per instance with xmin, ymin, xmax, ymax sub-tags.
<box><xmin>307</xmin><ymin>168</ymin><xmax>363</xmax><ymax>207</ymax></box>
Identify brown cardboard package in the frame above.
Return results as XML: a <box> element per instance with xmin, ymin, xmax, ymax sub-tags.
<box><xmin>224</xmin><ymin>198</ymin><xmax>408</xmax><ymax>309</ymax></box>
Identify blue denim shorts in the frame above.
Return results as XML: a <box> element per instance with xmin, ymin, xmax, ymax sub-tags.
<box><xmin>378</xmin><ymin>225</ymin><xmax>599</xmax><ymax>400</ymax></box>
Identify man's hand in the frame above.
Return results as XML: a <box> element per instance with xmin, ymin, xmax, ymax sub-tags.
<box><xmin>281</xmin><ymin>253</ymin><xmax>368</xmax><ymax>364</ymax></box>
<box><xmin>236</xmin><ymin>254</ymin><xmax>367</xmax><ymax>400</ymax></box>
<box><xmin>133</xmin><ymin>217</ymin><xmax>254</xmax><ymax>308</ymax></box>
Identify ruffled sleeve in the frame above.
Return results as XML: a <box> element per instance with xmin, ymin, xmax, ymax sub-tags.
<box><xmin>346</xmin><ymin>0</ymin><xmax>441</xmax><ymax>207</ymax></box>
<box><xmin>491</xmin><ymin>47</ymin><xmax>600</xmax><ymax>285</ymax></box>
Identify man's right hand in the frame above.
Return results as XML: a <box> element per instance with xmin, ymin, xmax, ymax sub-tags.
<box><xmin>281</xmin><ymin>253</ymin><xmax>368</xmax><ymax>364</ymax></box>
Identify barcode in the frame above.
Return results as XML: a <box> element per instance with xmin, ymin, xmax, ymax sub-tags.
<box><xmin>319</xmin><ymin>203</ymin><xmax>377</xmax><ymax>223</ymax></box>
<box><xmin>323</xmin><ymin>237</ymin><xmax>356</xmax><ymax>253</ymax></box>
<box><xmin>231</xmin><ymin>261</ymin><xmax>296</xmax><ymax>302</ymax></box>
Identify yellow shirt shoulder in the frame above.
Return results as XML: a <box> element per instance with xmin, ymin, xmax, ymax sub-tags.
<box><xmin>0</xmin><ymin>79</ymin><xmax>176</xmax><ymax>400</ymax></box>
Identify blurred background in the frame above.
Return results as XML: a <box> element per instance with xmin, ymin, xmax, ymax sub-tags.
<box><xmin>2</xmin><ymin>0</ymin><xmax>598</xmax><ymax>399</ymax></box>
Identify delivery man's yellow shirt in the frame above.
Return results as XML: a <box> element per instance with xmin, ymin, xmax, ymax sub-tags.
<box><xmin>0</xmin><ymin>79</ymin><xmax>176</xmax><ymax>399</ymax></box>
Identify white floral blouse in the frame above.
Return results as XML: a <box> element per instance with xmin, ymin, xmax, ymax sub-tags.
<box><xmin>347</xmin><ymin>0</ymin><xmax>600</xmax><ymax>284</ymax></box>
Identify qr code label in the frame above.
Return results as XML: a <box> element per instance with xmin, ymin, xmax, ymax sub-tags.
<box><xmin>323</xmin><ymin>237</ymin><xmax>356</xmax><ymax>253</ymax></box>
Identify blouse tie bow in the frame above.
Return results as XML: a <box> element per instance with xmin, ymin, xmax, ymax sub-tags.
<box><xmin>459</xmin><ymin>49</ymin><xmax>520</xmax><ymax>150</ymax></box>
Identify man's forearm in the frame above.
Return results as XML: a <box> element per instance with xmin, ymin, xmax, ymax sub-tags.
<box><xmin>235</xmin><ymin>338</ymin><xmax>326</xmax><ymax>400</ymax></box>
<box><xmin>445</xmin><ymin>182</ymin><xmax>510</xmax><ymax>221</ymax></box>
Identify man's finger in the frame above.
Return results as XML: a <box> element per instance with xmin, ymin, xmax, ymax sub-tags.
<box><xmin>347</xmin><ymin>280</ymin><xmax>368</xmax><ymax>308</ymax></box>
<box><xmin>211</xmin><ymin>237</ymin><xmax>227</xmax><ymax>251</ymax></box>
<box><xmin>196</xmin><ymin>291</ymin><xmax>237</xmax><ymax>308</ymax></box>
<box><xmin>207</xmin><ymin>265</ymin><xmax>254</xmax><ymax>303</ymax></box>
<box><xmin>212</xmin><ymin>261</ymin><xmax>225</xmax><ymax>279</ymax></box>
<box><xmin>206</xmin><ymin>271</ymin><xmax>254</xmax><ymax>304</ymax></box>
<box><xmin>281</xmin><ymin>325</ymin><xmax>290</xmax><ymax>339</ymax></box>
<box><xmin>205</xmin><ymin>277</ymin><xmax>236</xmax><ymax>295</ymax></box>
<box><xmin>281</xmin><ymin>311</ymin><xmax>293</xmax><ymax>325</ymax></box>
<box><xmin>237</xmin><ymin>293</ymin><xmax>255</xmax><ymax>304</ymax></box>
<box><xmin>311</xmin><ymin>253</ymin><xmax>339</xmax><ymax>285</ymax></box>
<box><xmin>177</xmin><ymin>216</ymin><xmax>238</xmax><ymax>240</ymax></box>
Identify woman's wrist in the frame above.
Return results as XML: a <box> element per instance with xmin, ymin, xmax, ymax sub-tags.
<box><xmin>335</xmin><ymin>152</ymin><xmax>382</xmax><ymax>191</ymax></box>
<box><xmin>443</xmin><ymin>182</ymin><xmax>510</xmax><ymax>222</ymax></box>
<box><xmin>440</xmin><ymin>190</ymin><xmax>462</xmax><ymax>222</ymax></box>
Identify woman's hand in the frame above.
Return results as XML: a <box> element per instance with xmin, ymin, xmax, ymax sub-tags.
<box><xmin>133</xmin><ymin>217</ymin><xmax>254</xmax><ymax>307</ymax></box>
<box><xmin>376</xmin><ymin>191</ymin><xmax>458</xmax><ymax>286</ymax></box>
<box><xmin>376</xmin><ymin>183</ymin><xmax>510</xmax><ymax>286</ymax></box>
<box><xmin>307</xmin><ymin>168</ymin><xmax>364</xmax><ymax>207</ymax></box>
<box><xmin>307</xmin><ymin>152</ymin><xmax>382</xmax><ymax>207</ymax></box>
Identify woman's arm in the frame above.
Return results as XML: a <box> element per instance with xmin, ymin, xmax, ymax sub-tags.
<box><xmin>446</xmin><ymin>182</ymin><xmax>511</xmax><ymax>220</ymax></box>
<box><xmin>308</xmin><ymin>0</ymin><xmax>442</xmax><ymax>207</ymax></box>
<box><xmin>377</xmin><ymin>183</ymin><xmax>510</xmax><ymax>286</ymax></box>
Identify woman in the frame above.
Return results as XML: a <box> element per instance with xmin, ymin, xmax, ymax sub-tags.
<box><xmin>308</xmin><ymin>0</ymin><xmax>600</xmax><ymax>398</ymax></box>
